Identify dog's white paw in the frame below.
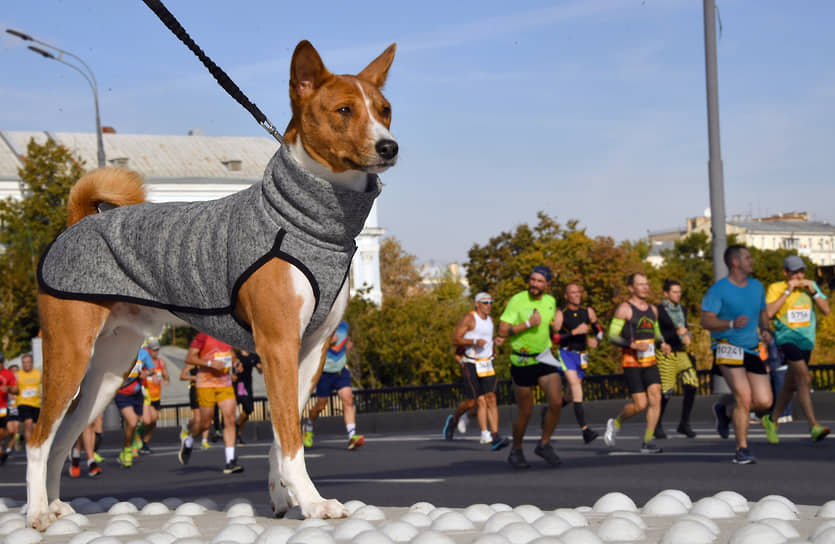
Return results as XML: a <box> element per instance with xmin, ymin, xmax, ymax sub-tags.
<box><xmin>27</xmin><ymin>508</ymin><xmax>56</xmax><ymax>532</ymax></box>
<box><xmin>269</xmin><ymin>477</ymin><xmax>296</xmax><ymax>517</ymax></box>
<box><xmin>302</xmin><ymin>498</ymin><xmax>347</xmax><ymax>519</ymax></box>
<box><xmin>49</xmin><ymin>499</ymin><xmax>76</xmax><ymax>519</ymax></box>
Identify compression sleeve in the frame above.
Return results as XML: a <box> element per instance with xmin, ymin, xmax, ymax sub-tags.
<box><xmin>608</xmin><ymin>318</ymin><xmax>630</xmax><ymax>348</ymax></box>
<box><xmin>654</xmin><ymin>320</ymin><xmax>664</xmax><ymax>343</ymax></box>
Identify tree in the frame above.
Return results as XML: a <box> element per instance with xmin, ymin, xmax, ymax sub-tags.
<box><xmin>379</xmin><ymin>236</ymin><xmax>425</xmax><ymax>301</ymax></box>
<box><xmin>0</xmin><ymin>139</ymin><xmax>85</xmax><ymax>356</ymax></box>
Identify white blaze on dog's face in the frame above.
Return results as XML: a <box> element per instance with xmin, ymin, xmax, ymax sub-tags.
<box><xmin>284</xmin><ymin>41</ymin><xmax>398</xmax><ymax>191</ymax></box>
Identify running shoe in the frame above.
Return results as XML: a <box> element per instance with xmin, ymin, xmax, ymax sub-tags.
<box><xmin>223</xmin><ymin>459</ymin><xmax>244</xmax><ymax>474</ymax></box>
<box><xmin>761</xmin><ymin>414</ymin><xmax>779</xmax><ymax>444</ymax></box>
<box><xmin>653</xmin><ymin>425</ymin><xmax>667</xmax><ymax>439</ymax></box>
<box><xmin>211</xmin><ymin>429</ymin><xmax>222</xmax><ymax>443</ymax></box>
<box><xmin>139</xmin><ymin>443</ymin><xmax>152</xmax><ymax>454</ymax></box>
<box><xmin>457</xmin><ymin>413</ymin><xmax>469</xmax><ymax>434</ymax></box>
<box><xmin>732</xmin><ymin>447</ymin><xmax>756</xmax><ymax>464</ymax></box>
<box><xmin>677</xmin><ymin>423</ymin><xmax>697</xmax><ymax>438</ymax></box>
<box><xmin>443</xmin><ymin>415</ymin><xmax>456</xmax><ymax>441</ymax></box>
<box><xmin>713</xmin><ymin>402</ymin><xmax>730</xmax><ymax>439</ymax></box>
<box><xmin>178</xmin><ymin>439</ymin><xmax>192</xmax><ymax>465</ymax></box>
<box><xmin>582</xmin><ymin>427</ymin><xmax>599</xmax><ymax>444</ymax></box>
<box><xmin>303</xmin><ymin>430</ymin><xmax>314</xmax><ymax>448</ymax></box>
<box><xmin>93</xmin><ymin>452</ymin><xmax>104</xmax><ymax>464</ymax></box>
<box><xmin>603</xmin><ymin>418</ymin><xmax>618</xmax><ymax>447</ymax></box>
<box><xmin>640</xmin><ymin>441</ymin><xmax>663</xmax><ymax>454</ymax></box>
<box><xmin>347</xmin><ymin>434</ymin><xmax>365</xmax><ymax>451</ymax></box>
<box><xmin>507</xmin><ymin>448</ymin><xmax>530</xmax><ymax>469</ymax></box>
<box><xmin>180</xmin><ymin>427</ymin><xmax>189</xmax><ymax>441</ymax></box>
<box><xmin>490</xmin><ymin>435</ymin><xmax>510</xmax><ymax>451</ymax></box>
<box><xmin>777</xmin><ymin>414</ymin><xmax>793</xmax><ymax>424</ymax></box>
<box><xmin>480</xmin><ymin>436</ymin><xmax>492</xmax><ymax>445</ymax></box>
<box><xmin>88</xmin><ymin>462</ymin><xmax>102</xmax><ymax>478</ymax></box>
<box><xmin>811</xmin><ymin>424</ymin><xmax>830</xmax><ymax>442</ymax></box>
<box><xmin>201</xmin><ymin>439</ymin><xmax>211</xmax><ymax>450</ymax></box>
<box><xmin>69</xmin><ymin>456</ymin><xmax>81</xmax><ymax>477</ymax></box>
<box><xmin>118</xmin><ymin>448</ymin><xmax>133</xmax><ymax>468</ymax></box>
<box><xmin>533</xmin><ymin>442</ymin><xmax>561</xmax><ymax>466</ymax></box>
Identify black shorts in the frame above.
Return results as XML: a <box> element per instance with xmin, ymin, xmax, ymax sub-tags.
<box><xmin>778</xmin><ymin>343</ymin><xmax>812</xmax><ymax>365</ymax></box>
<box><xmin>712</xmin><ymin>350</ymin><xmax>767</xmax><ymax>375</ymax></box>
<box><xmin>237</xmin><ymin>394</ymin><xmax>254</xmax><ymax>415</ymax></box>
<box><xmin>461</xmin><ymin>362</ymin><xmax>498</xmax><ymax>399</ymax></box>
<box><xmin>510</xmin><ymin>363</ymin><xmax>562</xmax><ymax>388</ymax></box>
<box><xmin>0</xmin><ymin>416</ymin><xmax>7</xmax><ymax>428</ymax></box>
<box><xmin>5</xmin><ymin>409</ymin><xmax>20</xmax><ymax>422</ymax></box>
<box><xmin>189</xmin><ymin>386</ymin><xmax>199</xmax><ymax>410</ymax></box>
<box><xmin>623</xmin><ymin>365</ymin><xmax>661</xmax><ymax>395</ymax></box>
<box><xmin>114</xmin><ymin>393</ymin><xmax>144</xmax><ymax>416</ymax></box>
<box><xmin>18</xmin><ymin>405</ymin><xmax>40</xmax><ymax>423</ymax></box>
<box><xmin>149</xmin><ymin>400</ymin><xmax>162</xmax><ymax>411</ymax></box>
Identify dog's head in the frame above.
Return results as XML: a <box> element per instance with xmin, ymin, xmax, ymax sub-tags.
<box><xmin>284</xmin><ymin>41</ymin><xmax>398</xmax><ymax>190</ymax></box>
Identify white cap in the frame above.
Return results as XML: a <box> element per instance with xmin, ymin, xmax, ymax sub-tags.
<box><xmin>474</xmin><ymin>292</ymin><xmax>492</xmax><ymax>302</ymax></box>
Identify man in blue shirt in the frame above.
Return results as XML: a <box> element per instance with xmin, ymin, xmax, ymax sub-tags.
<box><xmin>701</xmin><ymin>245</ymin><xmax>773</xmax><ymax>464</ymax></box>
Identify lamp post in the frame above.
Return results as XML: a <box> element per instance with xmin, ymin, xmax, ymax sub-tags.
<box><xmin>6</xmin><ymin>28</ymin><xmax>106</xmax><ymax>168</ymax></box>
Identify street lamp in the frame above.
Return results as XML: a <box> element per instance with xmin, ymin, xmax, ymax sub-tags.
<box><xmin>6</xmin><ymin>28</ymin><xmax>106</xmax><ymax>168</ymax></box>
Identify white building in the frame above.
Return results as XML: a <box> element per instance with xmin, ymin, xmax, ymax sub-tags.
<box><xmin>0</xmin><ymin>129</ymin><xmax>384</xmax><ymax>304</ymax></box>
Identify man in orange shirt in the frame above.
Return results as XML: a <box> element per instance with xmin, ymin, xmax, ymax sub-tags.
<box><xmin>178</xmin><ymin>332</ymin><xmax>243</xmax><ymax>474</ymax></box>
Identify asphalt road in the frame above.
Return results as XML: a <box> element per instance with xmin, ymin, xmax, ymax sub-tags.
<box><xmin>2</xmin><ymin>419</ymin><xmax>832</xmax><ymax>514</ymax></box>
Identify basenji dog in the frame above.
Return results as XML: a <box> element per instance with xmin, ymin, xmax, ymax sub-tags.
<box><xmin>26</xmin><ymin>40</ymin><xmax>397</xmax><ymax>530</ymax></box>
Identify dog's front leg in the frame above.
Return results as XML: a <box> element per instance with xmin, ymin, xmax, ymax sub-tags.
<box><xmin>237</xmin><ymin>259</ymin><xmax>347</xmax><ymax>519</ymax></box>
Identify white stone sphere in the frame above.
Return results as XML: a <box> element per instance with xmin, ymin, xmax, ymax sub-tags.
<box><xmin>408</xmin><ymin>502</ymin><xmax>435</xmax><ymax>515</ymax></box>
<box><xmin>484</xmin><ymin>511</ymin><xmax>526</xmax><ymax>533</ymax></box>
<box><xmin>470</xmin><ymin>535</ymin><xmax>511</xmax><ymax>544</ymax></box>
<box><xmin>729</xmin><ymin>522</ymin><xmax>789</xmax><ymax>544</ymax></box>
<box><xmin>343</xmin><ymin>500</ymin><xmax>366</xmax><ymax>515</ymax></box>
<box><xmin>229</xmin><ymin>516</ymin><xmax>257</xmax><ymax>526</ymax></box>
<box><xmin>298</xmin><ymin>518</ymin><xmax>330</xmax><ymax>530</ymax></box>
<box><xmin>748</xmin><ymin>499</ymin><xmax>799</xmax><ymax>521</ymax></box>
<box><xmin>609</xmin><ymin>511</ymin><xmax>647</xmax><ymax>530</ymax></box>
<box><xmin>165</xmin><ymin>521</ymin><xmax>201</xmax><ymax>539</ymax></box>
<box><xmin>226</xmin><ymin>502</ymin><xmax>256</xmax><ymax>518</ymax></box>
<box><xmin>287</xmin><ymin>527</ymin><xmax>334</xmax><ymax>544</ymax></box>
<box><xmin>592</xmin><ymin>492</ymin><xmax>637</xmax><ymax>513</ymax></box>
<box><xmin>759</xmin><ymin>519</ymin><xmax>800</xmax><ymax>539</ymax></box>
<box><xmin>490</xmin><ymin>503</ymin><xmax>513</xmax><ymax>512</ymax></box>
<box><xmin>514</xmin><ymin>505</ymin><xmax>545</xmax><ymax>523</ymax></box>
<box><xmin>352</xmin><ymin>530</ymin><xmax>395</xmax><ymax>544</ymax></box>
<box><xmin>352</xmin><ymin>505</ymin><xmax>386</xmax><ymax>521</ymax></box>
<box><xmin>715</xmin><ymin>491</ymin><xmax>750</xmax><ymax>513</ymax></box>
<box><xmin>378</xmin><ymin>520</ymin><xmax>419</xmax><ymax>542</ymax></box>
<box><xmin>656</xmin><ymin>489</ymin><xmax>693</xmax><ymax>508</ymax></box>
<box><xmin>559</xmin><ymin>527</ymin><xmax>604</xmax><ymax>544</ymax></box>
<box><xmin>145</xmin><ymin>533</ymin><xmax>177</xmax><ymax>544</ymax></box>
<box><xmin>814</xmin><ymin>521</ymin><xmax>835</xmax><ymax>539</ymax></box>
<box><xmin>552</xmin><ymin>509</ymin><xmax>589</xmax><ymax>527</ymax></box>
<box><xmin>410</xmin><ymin>530</ymin><xmax>456</xmax><ymax>544</ymax></box>
<box><xmin>596</xmin><ymin>517</ymin><xmax>645</xmax><ymax>542</ymax></box>
<box><xmin>0</xmin><ymin>514</ymin><xmax>23</xmax><ymax>525</ymax></box>
<box><xmin>332</xmin><ymin>519</ymin><xmax>375</xmax><ymax>540</ymax></box>
<box><xmin>464</xmin><ymin>504</ymin><xmax>495</xmax><ymax>523</ymax></box>
<box><xmin>814</xmin><ymin>528</ymin><xmax>835</xmax><ymax>544</ymax></box>
<box><xmin>163</xmin><ymin>515</ymin><xmax>196</xmax><ymax>528</ymax></box>
<box><xmin>760</xmin><ymin>495</ymin><xmax>798</xmax><ymax>513</ymax></box>
<box><xmin>212</xmin><ymin>524</ymin><xmax>258</xmax><ymax>543</ymax></box>
<box><xmin>194</xmin><ymin>497</ymin><xmax>219</xmax><ymax>511</ymax></box>
<box><xmin>432</xmin><ymin>511</ymin><xmax>475</xmax><ymax>531</ymax></box>
<box><xmin>529</xmin><ymin>538</ymin><xmax>566</xmax><ymax>544</ymax></box>
<box><xmin>643</xmin><ymin>494</ymin><xmax>689</xmax><ymax>516</ymax></box>
<box><xmin>142</xmin><ymin>502</ymin><xmax>171</xmax><ymax>516</ymax></box>
<box><xmin>533</xmin><ymin>514</ymin><xmax>573</xmax><ymax>536</ymax></box>
<box><xmin>110</xmin><ymin>514</ymin><xmax>140</xmax><ymax>527</ymax></box>
<box><xmin>818</xmin><ymin>501</ymin><xmax>835</xmax><ymax>519</ymax></box>
<box><xmin>67</xmin><ymin>531</ymin><xmax>104</xmax><ymax>544</ymax></box>
<box><xmin>103</xmin><ymin>520</ymin><xmax>139</xmax><ymax>536</ymax></box>
<box><xmin>44</xmin><ymin>518</ymin><xmax>81</xmax><ymax>536</ymax></box>
<box><xmin>108</xmin><ymin>501</ymin><xmax>139</xmax><ymax>515</ymax></box>
<box><xmin>0</xmin><ymin>517</ymin><xmax>26</xmax><ymax>535</ymax></box>
<box><xmin>175</xmin><ymin>503</ymin><xmax>208</xmax><ymax>516</ymax></box>
<box><xmin>3</xmin><ymin>527</ymin><xmax>43</xmax><ymax>543</ymax></box>
<box><xmin>499</xmin><ymin>521</ymin><xmax>543</xmax><ymax>544</ymax></box>
<box><xmin>254</xmin><ymin>526</ymin><xmax>294</xmax><ymax>544</ymax></box>
<box><xmin>690</xmin><ymin>497</ymin><xmax>736</xmax><ymax>519</ymax></box>
<box><xmin>679</xmin><ymin>514</ymin><xmax>721</xmax><ymax>536</ymax></box>
<box><xmin>398</xmin><ymin>511</ymin><xmax>431</xmax><ymax>528</ymax></box>
<box><xmin>660</xmin><ymin>520</ymin><xmax>717</xmax><ymax>544</ymax></box>
<box><xmin>427</xmin><ymin>507</ymin><xmax>453</xmax><ymax>520</ymax></box>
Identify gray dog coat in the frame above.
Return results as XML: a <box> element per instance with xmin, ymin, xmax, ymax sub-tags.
<box><xmin>38</xmin><ymin>145</ymin><xmax>382</xmax><ymax>352</ymax></box>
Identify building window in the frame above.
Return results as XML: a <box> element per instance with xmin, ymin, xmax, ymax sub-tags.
<box><xmin>223</xmin><ymin>160</ymin><xmax>242</xmax><ymax>172</ymax></box>
<box><xmin>109</xmin><ymin>157</ymin><xmax>129</xmax><ymax>167</ymax></box>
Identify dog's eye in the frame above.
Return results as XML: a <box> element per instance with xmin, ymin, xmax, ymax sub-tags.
<box><xmin>380</xmin><ymin>106</ymin><xmax>391</xmax><ymax>118</ymax></box>
<box><xmin>337</xmin><ymin>106</ymin><xmax>352</xmax><ymax>116</ymax></box>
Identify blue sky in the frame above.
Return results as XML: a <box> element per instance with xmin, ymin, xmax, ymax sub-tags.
<box><xmin>2</xmin><ymin>1</ymin><xmax>834</xmax><ymax>264</ymax></box>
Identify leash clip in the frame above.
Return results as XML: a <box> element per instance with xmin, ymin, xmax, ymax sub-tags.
<box><xmin>260</xmin><ymin>119</ymin><xmax>284</xmax><ymax>145</ymax></box>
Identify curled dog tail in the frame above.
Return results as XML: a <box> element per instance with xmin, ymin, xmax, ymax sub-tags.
<box><xmin>67</xmin><ymin>167</ymin><xmax>147</xmax><ymax>227</ymax></box>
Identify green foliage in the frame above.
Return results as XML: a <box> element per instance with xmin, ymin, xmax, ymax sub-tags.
<box><xmin>0</xmin><ymin>139</ymin><xmax>85</xmax><ymax>356</ymax></box>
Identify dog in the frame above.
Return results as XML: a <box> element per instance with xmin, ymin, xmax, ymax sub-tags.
<box><xmin>25</xmin><ymin>40</ymin><xmax>397</xmax><ymax>530</ymax></box>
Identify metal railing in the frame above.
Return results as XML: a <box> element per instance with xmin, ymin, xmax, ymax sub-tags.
<box><xmin>155</xmin><ymin>364</ymin><xmax>835</xmax><ymax>428</ymax></box>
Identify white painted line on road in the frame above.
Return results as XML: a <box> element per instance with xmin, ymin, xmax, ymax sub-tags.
<box><xmin>607</xmin><ymin>451</ymin><xmax>736</xmax><ymax>457</ymax></box>
<box><xmin>316</xmin><ymin>478</ymin><xmax>444</xmax><ymax>484</ymax></box>
<box><xmin>0</xmin><ymin>483</ymin><xmax>24</xmax><ymax>487</ymax></box>
<box><xmin>236</xmin><ymin>453</ymin><xmax>323</xmax><ymax>459</ymax></box>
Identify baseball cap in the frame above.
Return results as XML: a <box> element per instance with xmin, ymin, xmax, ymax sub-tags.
<box><xmin>531</xmin><ymin>265</ymin><xmax>553</xmax><ymax>282</ymax></box>
<box><xmin>147</xmin><ymin>339</ymin><xmax>161</xmax><ymax>350</ymax></box>
<box><xmin>474</xmin><ymin>292</ymin><xmax>492</xmax><ymax>303</ymax></box>
<box><xmin>783</xmin><ymin>255</ymin><xmax>805</xmax><ymax>272</ymax></box>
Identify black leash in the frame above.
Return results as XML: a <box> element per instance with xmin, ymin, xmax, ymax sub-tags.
<box><xmin>141</xmin><ymin>0</ymin><xmax>284</xmax><ymax>144</ymax></box>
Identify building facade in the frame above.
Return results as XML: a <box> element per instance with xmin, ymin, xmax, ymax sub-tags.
<box><xmin>0</xmin><ymin>129</ymin><xmax>384</xmax><ymax>304</ymax></box>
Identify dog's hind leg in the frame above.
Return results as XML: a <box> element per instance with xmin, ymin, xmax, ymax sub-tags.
<box><xmin>236</xmin><ymin>260</ymin><xmax>347</xmax><ymax>519</ymax></box>
<box><xmin>27</xmin><ymin>295</ymin><xmax>111</xmax><ymax>531</ymax></box>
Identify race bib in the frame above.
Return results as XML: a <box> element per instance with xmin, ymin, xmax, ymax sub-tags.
<box><xmin>474</xmin><ymin>359</ymin><xmax>495</xmax><ymax>378</ymax></box>
<box><xmin>716</xmin><ymin>341</ymin><xmax>744</xmax><ymax>366</ymax></box>
<box><xmin>213</xmin><ymin>352</ymin><xmax>234</xmax><ymax>373</ymax></box>
<box><xmin>636</xmin><ymin>343</ymin><xmax>656</xmax><ymax>364</ymax></box>
<box><xmin>237</xmin><ymin>382</ymin><xmax>247</xmax><ymax>396</ymax></box>
<box><xmin>21</xmin><ymin>388</ymin><xmax>38</xmax><ymax>399</ymax></box>
<box><xmin>787</xmin><ymin>306</ymin><xmax>811</xmax><ymax>329</ymax></box>
<box><xmin>580</xmin><ymin>351</ymin><xmax>589</xmax><ymax>370</ymax></box>
<box><xmin>0</xmin><ymin>407</ymin><xmax>6</xmax><ymax>417</ymax></box>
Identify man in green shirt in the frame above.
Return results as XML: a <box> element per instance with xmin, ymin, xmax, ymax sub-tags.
<box><xmin>498</xmin><ymin>265</ymin><xmax>563</xmax><ymax>469</ymax></box>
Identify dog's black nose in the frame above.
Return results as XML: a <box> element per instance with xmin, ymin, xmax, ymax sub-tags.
<box><xmin>376</xmin><ymin>139</ymin><xmax>398</xmax><ymax>161</ymax></box>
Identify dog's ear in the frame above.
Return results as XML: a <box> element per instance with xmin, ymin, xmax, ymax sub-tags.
<box><xmin>358</xmin><ymin>44</ymin><xmax>396</xmax><ymax>89</ymax></box>
<box><xmin>290</xmin><ymin>41</ymin><xmax>332</xmax><ymax>102</ymax></box>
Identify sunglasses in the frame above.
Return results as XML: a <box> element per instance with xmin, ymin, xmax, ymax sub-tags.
<box><xmin>479</xmin><ymin>300</ymin><xmax>493</xmax><ymax>304</ymax></box>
